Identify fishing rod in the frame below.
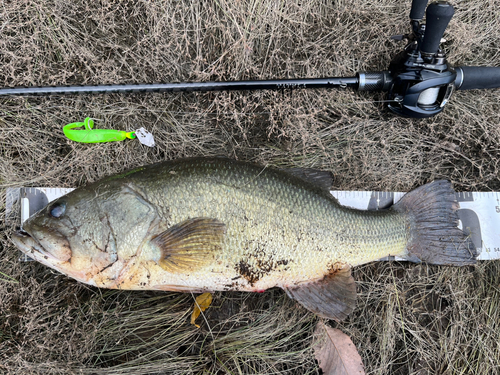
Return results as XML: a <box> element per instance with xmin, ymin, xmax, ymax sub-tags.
<box><xmin>1</xmin><ymin>0</ymin><xmax>499</xmax><ymax>119</ymax></box>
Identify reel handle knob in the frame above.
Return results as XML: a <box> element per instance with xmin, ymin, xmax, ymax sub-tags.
<box><xmin>409</xmin><ymin>0</ymin><xmax>429</xmax><ymax>21</ymax></box>
<box><xmin>421</xmin><ymin>1</ymin><xmax>454</xmax><ymax>55</ymax></box>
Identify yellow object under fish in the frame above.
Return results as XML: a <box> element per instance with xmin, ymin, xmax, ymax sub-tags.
<box><xmin>191</xmin><ymin>293</ymin><xmax>213</xmax><ymax>328</ymax></box>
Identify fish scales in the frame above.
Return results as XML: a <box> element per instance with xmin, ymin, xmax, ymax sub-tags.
<box><xmin>12</xmin><ymin>158</ymin><xmax>477</xmax><ymax>320</ymax></box>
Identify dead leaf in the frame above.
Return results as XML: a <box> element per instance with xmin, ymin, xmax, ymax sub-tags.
<box><xmin>313</xmin><ymin>321</ymin><xmax>365</xmax><ymax>375</ymax></box>
<box><xmin>190</xmin><ymin>292</ymin><xmax>212</xmax><ymax>328</ymax></box>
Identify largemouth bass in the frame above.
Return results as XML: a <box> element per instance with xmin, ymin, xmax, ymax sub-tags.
<box><xmin>12</xmin><ymin>158</ymin><xmax>477</xmax><ymax>320</ymax></box>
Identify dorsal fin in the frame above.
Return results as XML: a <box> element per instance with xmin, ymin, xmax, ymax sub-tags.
<box><xmin>283</xmin><ymin>167</ymin><xmax>335</xmax><ymax>191</ymax></box>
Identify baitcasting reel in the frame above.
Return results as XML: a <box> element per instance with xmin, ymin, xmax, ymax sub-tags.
<box><xmin>382</xmin><ymin>0</ymin><xmax>499</xmax><ymax>118</ymax></box>
<box><xmin>356</xmin><ymin>0</ymin><xmax>500</xmax><ymax>118</ymax></box>
<box><xmin>386</xmin><ymin>1</ymin><xmax>459</xmax><ymax>118</ymax></box>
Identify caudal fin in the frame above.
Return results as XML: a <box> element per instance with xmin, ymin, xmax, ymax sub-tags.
<box><xmin>393</xmin><ymin>180</ymin><xmax>477</xmax><ymax>266</ymax></box>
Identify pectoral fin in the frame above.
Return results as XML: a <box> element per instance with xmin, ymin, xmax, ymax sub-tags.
<box><xmin>284</xmin><ymin>266</ymin><xmax>356</xmax><ymax>321</ymax></box>
<box><xmin>151</xmin><ymin>218</ymin><xmax>226</xmax><ymax>273</ymax></box>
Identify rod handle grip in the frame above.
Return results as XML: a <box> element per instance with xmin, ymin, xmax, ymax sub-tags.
<box><xmin>455</xmin><ymin>66</ymin><xmax>500</xmax><ymax>90</ymax></box>
<box><xmin>421</xmin><ymin>1</ymin><xmax>454</xmax><ymax>55</ymax></box>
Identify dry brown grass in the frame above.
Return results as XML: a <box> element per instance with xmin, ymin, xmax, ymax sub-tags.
<box><xmin>1</xmin><ymin>0</ymin><xmax>500</xmax><ymax>374</ymax></box>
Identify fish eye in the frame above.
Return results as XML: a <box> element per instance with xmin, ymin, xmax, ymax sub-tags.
<box><xmin>49</xmin><ymin>202</ymin><xmax>66</xmax><ymax>218</ymax></box>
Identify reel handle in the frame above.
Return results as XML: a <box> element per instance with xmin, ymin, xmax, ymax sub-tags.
<box><xmin>421</xmin><ymin>1</ymin><xmax>455</xmax><ymax>55</ymax></box>
<box><xmin>409</xmin><ymin>0</ymin><xmax>429</xmax><ymax>20</ymax></box>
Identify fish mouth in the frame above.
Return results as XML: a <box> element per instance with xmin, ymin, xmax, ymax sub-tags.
<box><xmin>12</xmin><ymin>228</ymin><xmax>94</xmax><ymax>285</ymax></box>
<box><xmin>12</xmin><ymin>229</ymin><xmax>57</xmax><ymax>262</ymax></box>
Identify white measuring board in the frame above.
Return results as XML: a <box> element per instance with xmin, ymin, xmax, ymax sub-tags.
<box><xmin>7</xmin><ymin>187</ymin><xmax>500</xmax><ymax>261</ymax></box>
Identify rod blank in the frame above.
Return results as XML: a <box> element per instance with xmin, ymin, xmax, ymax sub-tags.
<box><xmin>0</xmin><ymin>77</ymin><xmax>360</xmax><ymax>97</ymax></box>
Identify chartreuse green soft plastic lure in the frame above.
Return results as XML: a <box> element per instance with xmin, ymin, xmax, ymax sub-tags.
<box><xmin>63</xmin><ymin>117</ymin><xmax>155</xmax><ymax>146</ymax></box>
<box><xmin>63</xmin><ymin>117</ymin><xmax>136</xmax><ymax>143</ymax></box>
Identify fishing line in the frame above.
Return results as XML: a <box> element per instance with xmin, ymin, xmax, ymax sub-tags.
<box><xmin>0</xmin><ymin>99</ymin><xmax>400</xmax><ymax>117</ymax></box>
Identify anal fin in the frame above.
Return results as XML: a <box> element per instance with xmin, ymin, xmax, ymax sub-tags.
<box><xmin>151</xmin><ymin>218</ymin><xmax>226</xmax><ymax>273</ymax></box>
<box><xmin>284</xmin><ymin>266</ymin><xmax>356</xmax><ymax>321</ymax></box>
